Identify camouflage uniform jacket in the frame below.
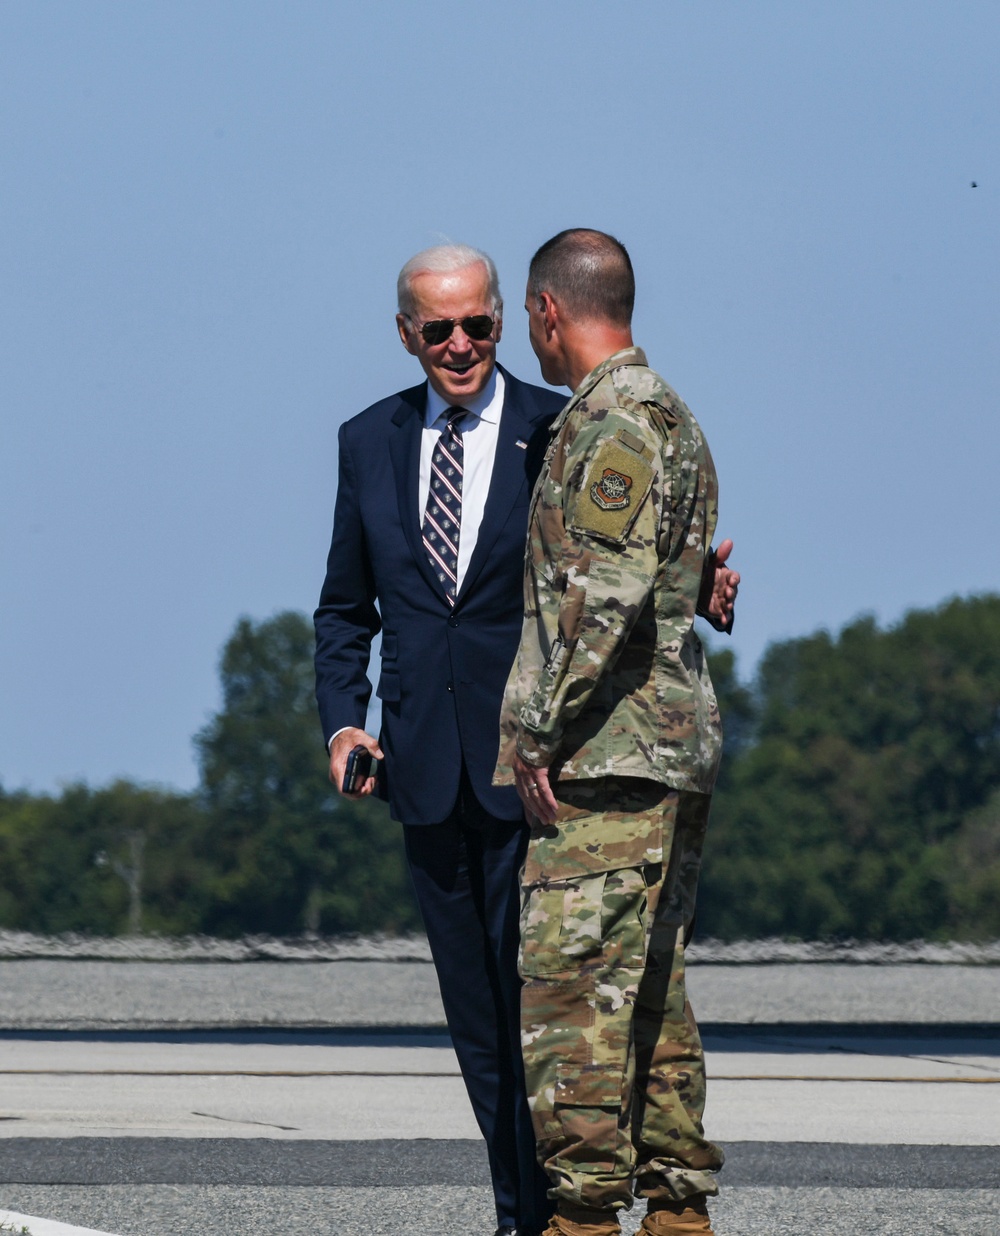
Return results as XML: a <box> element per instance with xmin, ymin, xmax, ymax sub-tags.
<box><xmin>495</xmin><ymin>347</ymin><xmax>722</xmax><ymax>794</ymax></box>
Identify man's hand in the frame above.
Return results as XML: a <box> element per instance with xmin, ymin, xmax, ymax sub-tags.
<box><xmin>698</xmin><ymin>538</ymin><xmax>741</xmax><ymax>632</ymax></box>
<box><xmin>329</xmin><ymin>727</ymin><xmax>383</xmax><ymax>799</ymax></box>
<box><xmin>512</xmin><ymin>752</ymin><xmax>559</xmax><ymax>825</ymax></box>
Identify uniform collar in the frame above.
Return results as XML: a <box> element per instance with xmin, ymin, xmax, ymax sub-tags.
<box><xmin>571</xmin><ymin>346</ymin><xmax>648</xmax><ymax>403</ymax></box>
<box><xmin>549</xmin><ymin>346</ymin><xmax>648</xmax><ymax>436</ymax></box>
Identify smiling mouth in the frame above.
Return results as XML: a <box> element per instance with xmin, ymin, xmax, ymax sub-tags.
<box><xmin>444</xmin><ymin>363</ymin><xmax>474</xmax><ymax>375</ymax></box>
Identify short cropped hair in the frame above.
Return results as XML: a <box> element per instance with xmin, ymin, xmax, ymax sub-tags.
<box><xmin>397</xmin><ymin>244</ymin><xmax>503</xmax><ymax>319</ymax></box>
<box><xmin>527</xmin><ymin>229</ymin><xmax>634</xmax><ymax>329</ymax></box>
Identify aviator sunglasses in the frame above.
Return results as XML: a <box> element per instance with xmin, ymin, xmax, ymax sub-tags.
<box><xmin>407</xmin><ymin>314</ymin><xmax>496</xmax><ymax>346</ymax></box>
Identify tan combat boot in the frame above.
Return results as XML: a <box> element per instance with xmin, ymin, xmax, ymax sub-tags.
<box><xmin>639</xmin><ymin>1195</ymin><xmax>714</xmax><ymax>1235</ymax></box>
<box><xmin>541</xmin><ymin>1202</ymin><xmax>621</xmax><ymax>1236</ymax></box>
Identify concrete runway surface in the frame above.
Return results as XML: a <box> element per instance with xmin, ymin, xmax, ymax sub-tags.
<box><xmin>0</xmin><ymin>958</ymin><xmax>997</xmax><ymax>1235</ymax></box>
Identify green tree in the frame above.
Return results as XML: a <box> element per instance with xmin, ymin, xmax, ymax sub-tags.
<box><xmin>194</xmin><ymin>611</ymin><xmax>421</xmax><ymax>936</ymax></box>
<box><xmin>700</xmin><ymin>594</ymin><xmax>1000</xmax><ymax>941</ymax></box>
<box><xmin>5</xmin><ymin>597</ymin><xmax>996</xmax><ymax>943</ymax></box>
<box><xmin>706</xmin><ymin>644</ymin><xmax>756</xmax><ymax>779</ymax></box>
<box><xmin>945</xmin><ymin>788</ymin><xmax>1000</xmax><ymax>937</ymax></box>
<box><xmin>0</xmin><ymin>781</ymin><xmax>204</xmax><ymax>935</ymax></box>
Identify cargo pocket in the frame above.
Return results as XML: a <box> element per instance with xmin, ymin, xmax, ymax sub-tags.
<box><xmin>600</xmin><ymin>866</ymin><xmax>649</xmax><ymax>973</ymax></box>
<box><xmin>545</xmin><ymin>1061</ymin><xmax>630</xmax><ymax>1191</ymax></box>
<box><xmin>519</xmin><ymin>872</ymin><xmax>607</xmax><ymax>979</ymax></box>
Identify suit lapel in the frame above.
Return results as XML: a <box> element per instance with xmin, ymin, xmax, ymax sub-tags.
<box><xmin>389</xmin><ymin>386</ymin><xmax>451</xmax><ymax>602</ymax></box>
<box><xmin>456</xmin><ymin>371</ymin><xmax>535</xmax><ymax>604</ymax></box>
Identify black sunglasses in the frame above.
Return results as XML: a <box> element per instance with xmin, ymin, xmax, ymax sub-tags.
<box><xmin>410</xmin><ymin>314</ymin><xmax>495</xmax><ymax>346</ymax></box>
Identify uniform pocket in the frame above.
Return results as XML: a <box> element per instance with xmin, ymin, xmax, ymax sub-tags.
<box><xmin>599</xmin><ymin>866</ymin><xmax>649</xmax><ymax>973</ymax></box>
<box><xmin>519</xmin><ymin>872</ymin><xmax>607</xmax><ymax>979</ymax></box>
<box><xmin>519</xmin><ymin>866</ymin><xmax>650</xmax><ymax>980</ymax></box>
<box><xmin>540</xmin><ymin>1061</ymin><xmax>632</xmax><ymax>1198</ymax></box>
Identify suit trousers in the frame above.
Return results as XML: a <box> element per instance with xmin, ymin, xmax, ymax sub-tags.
<box><xmin>404</xmin><ymin>769</ymin><xmax>551</xmax><ymax>1233</ymax></box>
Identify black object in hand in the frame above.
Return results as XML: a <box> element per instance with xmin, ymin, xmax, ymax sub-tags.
<box><xmin>342</xmin><ymin>745</ymin><xmax>374</xmax><ymax>793</ymax></box>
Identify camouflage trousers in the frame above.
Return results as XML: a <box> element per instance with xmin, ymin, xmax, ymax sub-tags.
<box><xmin>518</xmin><ymin>778</ymin><xmax>723</xmax><ymax>1213</ymax></box>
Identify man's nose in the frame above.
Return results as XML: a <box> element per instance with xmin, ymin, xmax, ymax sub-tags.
<box><xmin>447</xmin><ymin>324</ymin><xmax>474</xmax><ymax>351</ymax></box>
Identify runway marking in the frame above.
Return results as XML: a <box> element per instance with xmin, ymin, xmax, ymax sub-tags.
<box><xmin>0</xmin><ymin>1211</ymin><xmax>121</xmax><ymax>1236</ymax></box>
<box><xmin>713</xmin><ymin>1074</ymin><xmax>1000</xmax><ymax>1083</ymax></box>
<box><xmin>0</xmin><ymin>1069</ymin><xmax>461</xmax><ymax>1077</ymax></box>
<box><xmin>191</xmin><ymin>1110</ymin><xmax>300</xmax><ymax>1131</ymax></box>
<box><xmin>828</xmin><ymin>1045</ymin><xmax>1000</xmax><ymax>1074</ymax></box>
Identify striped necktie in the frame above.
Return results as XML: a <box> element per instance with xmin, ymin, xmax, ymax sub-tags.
<box><xmin>422</xmin><ymin>407</ymin><xmax>467</xmax><ymax>603</ymax></box>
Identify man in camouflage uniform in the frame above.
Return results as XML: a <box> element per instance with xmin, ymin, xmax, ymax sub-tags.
<box><xmin>495</xmin><ymin>230</ymin><xmax>724</xmax><ymax>1236</ymax></box>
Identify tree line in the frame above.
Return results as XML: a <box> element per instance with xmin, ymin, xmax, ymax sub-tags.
<box><xmin>1</xmin><ymin>596</ymin><xmax>998</xmax><ymax>940</ymax></box>
<box><xmin>0</xmin><ymin>613</ymin><xmax>422</xmax><ymax>939</ymax></box>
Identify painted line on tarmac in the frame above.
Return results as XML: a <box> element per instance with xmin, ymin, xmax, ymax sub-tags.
<box><xmin>713</xmin><ymin>1074</ymin><xmax>1000</xmax><ymax>1083</ymax></box>
<box><xmin>0</xmin><ymin>1068</ymin><xmax>462</xmax><ymax>1077</ymax></box>
<box><xmin>0</xmin><ymin>1211</ymin><xmax>120</xmax><ymax>1236</ymax></box>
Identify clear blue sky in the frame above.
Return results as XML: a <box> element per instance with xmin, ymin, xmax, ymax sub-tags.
<box><xmin>2</xmin><ymin>2</ymin><xmax>997</xmax><ymax>794</ymax></box>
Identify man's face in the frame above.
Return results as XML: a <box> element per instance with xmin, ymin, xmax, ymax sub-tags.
<box><xmin>397</xmin><ymin>263</ymin><xmax>502</xmax><ymax>404</ymax></box>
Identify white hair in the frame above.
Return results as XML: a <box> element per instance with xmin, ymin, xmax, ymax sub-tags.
<box><xmin>397</xmin><ymin>244</ymin><xmax>503</xmax><ymax>320</ymax></box>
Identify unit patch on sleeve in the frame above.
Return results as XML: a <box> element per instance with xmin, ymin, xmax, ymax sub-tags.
<box><xmin>569</xmin><ymin>437</ymin><xmax>654</xmax><ymax>544</ymax></box>
<box><xmin>591</xmin><ymin>467</ymin><xmax>632</xmax><ymax>510</ymax></box>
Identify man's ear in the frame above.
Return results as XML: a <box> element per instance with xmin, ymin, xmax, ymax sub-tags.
<box><xmin>540</xmin><ymin>291</ymin><xmax>558</xmax><ymax>340</ymax></box>
<box><xmin>397</xmin><ymin>314</ymin><xmax>417</xmax><ymax>354</ymax></box>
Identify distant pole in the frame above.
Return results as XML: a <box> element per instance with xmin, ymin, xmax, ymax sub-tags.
<box><xmin>104</xmin><ymin>831</ymin><xmax>145</xmax><ymax>935</ymax></box>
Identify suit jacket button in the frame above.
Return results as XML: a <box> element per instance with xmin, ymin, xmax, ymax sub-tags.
<box><xmin>446</xmin><ymin>681</ymin><xmax>454</xmax><ymax>692</ymax></box>
<box><xmin>448</xmin><ymin>616</ymin><xmax>460</xmax><ymax>628</ymax></box>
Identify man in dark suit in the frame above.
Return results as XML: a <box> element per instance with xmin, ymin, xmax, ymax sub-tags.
<box><xmin>314</xmin><ymin>244</ymin><xmax>738</xmax><ymax>1236</ymax></box>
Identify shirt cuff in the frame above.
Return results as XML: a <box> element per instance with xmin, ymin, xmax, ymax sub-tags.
<box><xmin>328</xmin><ymin>726</ymin><xmax>353</xmax><ymax>752</ymax></box>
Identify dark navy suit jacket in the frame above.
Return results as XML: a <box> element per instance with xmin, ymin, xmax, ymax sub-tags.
<box><xmin>314</xmin><ymin>366</ymin><xmax>565</xmax><ymax>825</ymax></box>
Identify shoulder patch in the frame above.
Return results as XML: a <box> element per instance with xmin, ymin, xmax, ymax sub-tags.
<box><xmin>570</xmin><ymin>439</ymin><xmax>654</xmax><ymax>544</ymax></box>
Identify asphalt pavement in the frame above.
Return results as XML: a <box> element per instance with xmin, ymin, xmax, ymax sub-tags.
<box><xmin>0</xmin><ymin>956</ymin><xmax>997</xmax><ymax>1235</ymax></box>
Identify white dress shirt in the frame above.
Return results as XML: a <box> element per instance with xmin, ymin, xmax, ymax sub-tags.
<box><xmin>420</xmin><ymin>366</ymin><xmax>505</xmax><ymax>593</ymax></box>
